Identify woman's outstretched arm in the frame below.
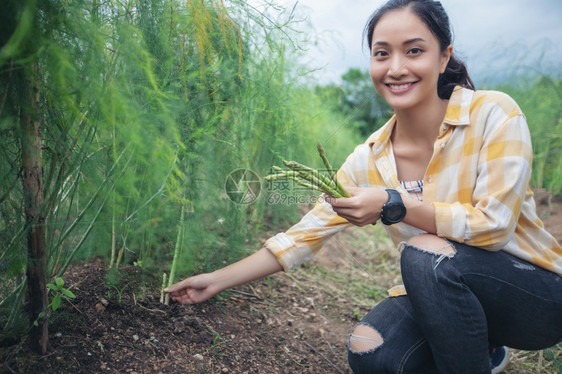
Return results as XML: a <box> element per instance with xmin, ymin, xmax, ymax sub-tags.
<box><xmin>163</xmin><ymin>247</ymin><xmax>283</xmax><ymax>304</ymax></box>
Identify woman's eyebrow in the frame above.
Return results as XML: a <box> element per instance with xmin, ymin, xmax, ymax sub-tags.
<box><xmin>403</xmin><ymin>37</ymin><xmax>426</xmax><ymax>45</ymax></box>
<box><xmin>372</xmin><ymin>37</ymin><xmax>426</xmax><ymax>48</ymax></box>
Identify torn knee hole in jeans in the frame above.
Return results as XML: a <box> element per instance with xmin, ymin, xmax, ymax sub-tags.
<box><xmin>399</xmin><ymin>236</ymin><xmax>457</xmax><ymax>269</ymax></box>
<box><xmin>400</xmin><ymin>236</ymin><xmax>456</xmax><ymax>256</ymax></box>
<box><xmin>348</xmin><ymin>324</ymin><xmax>383</xmax><ymax>354</ymax></box>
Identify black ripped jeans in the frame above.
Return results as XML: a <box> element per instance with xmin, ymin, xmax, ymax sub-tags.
<box><xmin>347</xmin><ymin>242</ymin><xmax>562</xmax><ymax>374</ymax></box>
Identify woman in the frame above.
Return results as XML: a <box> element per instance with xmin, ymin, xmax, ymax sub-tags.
<box><xmin>165</xmin><ymin>1</ymin><xmax>562</xmax><ymax>373</ymax></box>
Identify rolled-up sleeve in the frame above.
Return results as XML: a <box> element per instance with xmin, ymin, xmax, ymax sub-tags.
<box><xmin>264</xmin><ymin>200</ymin><xmax>351</xmax><ymax>270</ymax></box>
<box><xmin>264</xmin><ymin>148</ymin><xmax>365</xmax><ymax>270</ymax></box>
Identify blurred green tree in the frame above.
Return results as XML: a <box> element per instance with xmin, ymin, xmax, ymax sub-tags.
<box><xmin>318</xmin><ymin>68</ymin><xmax>392</xmax><ymax>138</ymax></box>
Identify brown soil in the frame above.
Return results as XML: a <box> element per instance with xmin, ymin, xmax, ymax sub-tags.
<box><xmin>1</xmin><ymin>257</ymin><xmax>359</xmax><ymax>374</ymax></box>
<box><xmin>1</xmin><ymin>190</ymin><xmax>561</xmax><ymax>374</ymax></box>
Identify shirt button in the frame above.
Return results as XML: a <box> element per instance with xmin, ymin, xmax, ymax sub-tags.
<box><xmin>442</xmin><ymin>125</ymin><xmax>448</xmax><ymax>131</ymax></box>
<box><xmin>427</xmin><ymin>177</ymin><xmax>433</xmax><ymax>184</ymax></box>
<box><xmin>440</xmin><ymin>142</ymin><xmax>446</xmax><ymax>148</ymax></box>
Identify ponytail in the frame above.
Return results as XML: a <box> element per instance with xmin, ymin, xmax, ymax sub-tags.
<box><xmin>438</xmin><ymin>55</ymin><xmax>475</xmax><ymax>99</ymax></box>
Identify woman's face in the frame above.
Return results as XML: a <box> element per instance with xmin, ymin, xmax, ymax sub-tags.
<box><xmin>369</xmin><ymin>8</ymin><xmax>452</xmax><ymax>111</ymax></box>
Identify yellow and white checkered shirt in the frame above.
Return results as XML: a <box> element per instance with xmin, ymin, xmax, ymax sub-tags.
<box><xmin>265</xmin><ymin>86</ymin><xmax>562</xmax><ymax>281</ymax></box>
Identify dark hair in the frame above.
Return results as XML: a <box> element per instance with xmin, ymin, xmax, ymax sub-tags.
<box><xmin>364</xmin><ymin>0</ymin><xmax>475</xmax><ymax>99</ymax></box>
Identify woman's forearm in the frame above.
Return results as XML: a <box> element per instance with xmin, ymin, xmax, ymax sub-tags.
<box><xmin>402</xmin><ymin>196</ymin><xmax>437</xmax><ymax>234</ymax></box>
<box><xmin>210</xmin><ymin>247</ymin><xmax>284</xmax><ymax>293</ymax></box>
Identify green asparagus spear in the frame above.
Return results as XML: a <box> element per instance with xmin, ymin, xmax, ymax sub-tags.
<box><xmin>317</xmin><ymin>142</ymin><xmax>350</xmax><ymax>197</ymax></box>
<box><xmin>266</xmin><ymin>142</ymin><xmax>350</xmax><ymax>198</ymax></box>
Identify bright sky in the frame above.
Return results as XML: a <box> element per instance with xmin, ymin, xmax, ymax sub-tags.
<box><xmin>255</xmin><ymin>0</ymin><xmax>562</xmax><ymax>84</ymax></box>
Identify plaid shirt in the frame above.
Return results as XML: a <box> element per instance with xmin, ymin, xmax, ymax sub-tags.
<box><xmin>265</xmin><ymin>87</ymin><xmax>562</xmax><ymax>285</ymax></box>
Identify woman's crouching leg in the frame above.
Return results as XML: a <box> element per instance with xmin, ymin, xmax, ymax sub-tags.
<box><xmin>347</xmin><ymin>296</ymin><xmax>436</xmax><ymax>374</ymax></box>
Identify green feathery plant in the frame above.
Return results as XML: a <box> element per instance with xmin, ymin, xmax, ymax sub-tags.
<box><xmin>0</xmin><ymin>0</ymin><xmax>363</xmax><ymax>353</ymax></box>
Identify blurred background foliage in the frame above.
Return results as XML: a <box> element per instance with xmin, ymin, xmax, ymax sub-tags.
<box><xmin>0</xmin><ymin>0</ymin><xmax>560</xmax><ymax>346</ymax></box>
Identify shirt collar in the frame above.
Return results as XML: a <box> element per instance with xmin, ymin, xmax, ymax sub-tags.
<box><xmin>367</xmin><ymin>117</ymin><xmax>395</xmax><ymax>155</ymax></box>
<box><xmin>443</xmin><ymin>86</ymin><xmax>473</xmax><ymax>126</ymax></box>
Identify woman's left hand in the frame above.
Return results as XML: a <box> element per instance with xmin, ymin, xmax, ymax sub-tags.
<box><xmin>325</xmin><ymin>187</ymin><xmax>387</xmax><ymax>227</ymax></box>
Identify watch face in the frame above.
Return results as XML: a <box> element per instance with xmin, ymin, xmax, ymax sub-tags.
<box><xmin>382</xmin><ymin>189</ymin><xmax>407</xmax><ymax>225</ymax></box>
<box><xmin>387</xmin><ymin>204</ymin><xmax>405</xmax><ymax>220</ymax></box>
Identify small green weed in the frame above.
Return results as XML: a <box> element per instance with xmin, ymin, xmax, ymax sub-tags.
<box><xmin>108</xmin><ymin>282</ymin><xmax>132</xmax><ymax>303</ymax></box>
<box><xmin>206</xmin><ymin>325</ymin><xmax>227</xmax><ymax>358</ymax></box>
<box><xmin>353</xmin><ymin>308</ymin><xmax>362</xmax><ymax>321</ymax></box>
<box><xmin>33</xmin><ymin>277</ymin><xmax>76</xmax><ymax>326</ymax></box>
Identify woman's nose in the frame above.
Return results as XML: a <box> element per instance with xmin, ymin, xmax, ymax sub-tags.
<box><xmin>388</xmin><ymin>56</ymin><xmax>408</xmax><ymax>77</ymax></box>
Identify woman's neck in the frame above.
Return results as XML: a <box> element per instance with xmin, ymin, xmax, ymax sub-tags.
<box><xmin>389</xmin><ymin>97</ymin><xmax>450</xmax><ymax>181</ymax></box>
<box><xmin>393</xmin><ymin>97</ymin><xmax>449</xmax><ymax>146</ymax></box>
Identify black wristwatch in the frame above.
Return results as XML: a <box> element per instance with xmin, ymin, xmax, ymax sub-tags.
<box><xmin>381</xmin><ymin>189</ymin><xmax>407</xmax><ymax>225</ymax></box>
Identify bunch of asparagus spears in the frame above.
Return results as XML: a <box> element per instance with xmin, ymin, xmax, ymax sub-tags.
<box><xmin>265</xmin><ymin>142</ymin><xmax>351</xmax><ymax>198</ymax></box>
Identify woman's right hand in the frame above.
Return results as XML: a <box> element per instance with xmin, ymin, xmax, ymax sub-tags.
<box><xmin>164</xmin><ymin>273</ymin><xmax>219</xmax><ymax>305</ymax></box>
<box><xmin>163</xmin><ymin>247</ymin><xmax>283</xmax><ymax>305</ymax></box>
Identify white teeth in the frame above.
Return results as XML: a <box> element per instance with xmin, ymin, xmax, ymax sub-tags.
<box><xmin>389</xmin><ymin>83</ymin><xmax>411</xmax><ymax>90</ymax></box>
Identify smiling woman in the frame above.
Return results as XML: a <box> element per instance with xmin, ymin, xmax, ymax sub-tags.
<box><xmin>165</xmin><ymin>1</ymin><xmax>562</xmax><ymax>374</ymax></box>
<box><xmin>364</xmin><ymin>1</ymin><xmax>474</xmax><ymax>184</ymax></box>
<box><xmin>369</xmin><ymin>12</ymin><xmax>452</xmax><ymax>113</ymax></box>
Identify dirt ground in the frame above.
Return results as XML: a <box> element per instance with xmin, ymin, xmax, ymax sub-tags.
<box><xmin>1</xmin><ymin>189</ymin><xmax>561</xmax><ymax>374</ymax></box>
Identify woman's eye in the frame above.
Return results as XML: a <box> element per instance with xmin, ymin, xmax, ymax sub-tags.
<box><xmin>408</xmin><ymin>47</ymin><xmax>423</xmax><ymax>55</ymax></box>
<box><xmin>373</xmin><ymin>50</ymin><xmax>388</xmax><ymax>58</ymax></box>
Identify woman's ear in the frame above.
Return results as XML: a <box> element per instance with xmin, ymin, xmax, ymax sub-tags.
<box><xmin>440</xmin><ymin>45</ymin><xmax>453</xmax><ymax>74</ymax></box>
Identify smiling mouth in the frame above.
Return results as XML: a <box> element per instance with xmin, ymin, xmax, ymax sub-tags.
<box><xmin>387</xmin><ymin>82</ymin><xmax>415</xmax><ymax>90</ymax></box>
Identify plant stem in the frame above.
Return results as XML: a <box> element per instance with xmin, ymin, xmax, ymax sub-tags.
<box><xmin>160</xmin><ymin>272</ymin><xmax>167</xmax><ymax>304</ymax></box>
<box><xmin>164</xmin><ymin>204</ymin><xmax>184</xmax><ymax>305</ymax></box>
<box><xmin>21</xmin><ymin>66</ymin><xmax>49</xmax><ymax>354</ymax></box>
